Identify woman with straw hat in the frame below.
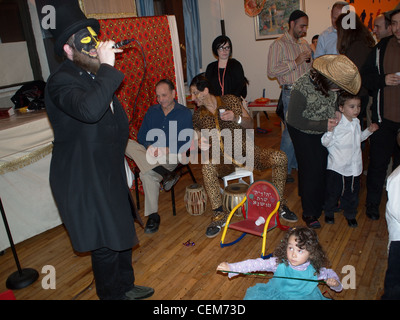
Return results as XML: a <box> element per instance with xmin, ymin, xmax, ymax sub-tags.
<box><xmin>286</xmin><ymin>54</ymin><xmax>361</xmax><ymax>229</ymax></box>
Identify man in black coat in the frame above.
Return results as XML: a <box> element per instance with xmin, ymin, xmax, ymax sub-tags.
<box><xmin>44</xmin><ymin>0</ymin><xmax>153</xmax><ymax>300</ymax></box>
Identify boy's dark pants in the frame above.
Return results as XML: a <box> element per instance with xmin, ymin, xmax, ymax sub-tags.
<box><xmin>324</xmin><ymin>170</ymin><xmax>360</xmax><ymax>220</ymax></box>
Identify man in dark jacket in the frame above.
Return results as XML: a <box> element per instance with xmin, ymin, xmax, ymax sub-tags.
<box><xmin>361</xmin><ymin>9</ymin><xmax>400</xmax><ymax>221</ymax></box>
<box><xmin>44</xmin><ymin>0</ymin><xmax>153</xmax><ymax>300</ymax></box>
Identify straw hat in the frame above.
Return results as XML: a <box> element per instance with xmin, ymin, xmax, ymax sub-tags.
<box><xmin>313</xmin><ymin>55</ymin><xmax>361</xmax><ymax>95</ymax></box>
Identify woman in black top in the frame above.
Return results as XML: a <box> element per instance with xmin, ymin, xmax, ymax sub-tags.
<box><xmin>205</xmin><ymin>35</ymin><xmax>248</xmax><ymax>98</ymax></box>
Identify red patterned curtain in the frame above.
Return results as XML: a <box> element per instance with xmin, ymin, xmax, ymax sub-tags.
<box><xmin>98</xmin><ymin>16</ymin><xmax>177</xmax><ymax>191</ymax></box>
<box><xmin>98</xmin><ymin>16</ymin><xmax>177</xmax><ymax>140</ymax></box>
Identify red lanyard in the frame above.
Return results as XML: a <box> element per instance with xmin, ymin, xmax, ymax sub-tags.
<box><xmin>218</xmin><ymin>65</ymin><xmax>227</xmax><ymax>96</ymax></box>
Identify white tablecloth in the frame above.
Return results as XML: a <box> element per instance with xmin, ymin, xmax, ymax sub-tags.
<box><xmin>0</xmin><ymin>111</ymin><xmax>61</xmax><ymax>251</ymax></box>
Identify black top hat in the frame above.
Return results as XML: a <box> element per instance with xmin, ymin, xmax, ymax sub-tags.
<box><xmin>46</xmin><ymin>0</ymin><xmax>100</xmax><ymax>56</ymax></box>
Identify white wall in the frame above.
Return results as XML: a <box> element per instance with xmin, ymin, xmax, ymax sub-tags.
<box><xmin>198</xmin><ymin>0</ymin><xmax>339</xmax><ymax>101</ymax></box>
<box><xmin>0</xmin><ymin>42</ymin><xmax>34</xmax><ymax>88</ymax></box>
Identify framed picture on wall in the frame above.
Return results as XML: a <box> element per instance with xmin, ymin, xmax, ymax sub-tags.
<box><xmin>254</xmin><ymin>0</ymin><xmax>305</xmax><ymax>40</ymax></box>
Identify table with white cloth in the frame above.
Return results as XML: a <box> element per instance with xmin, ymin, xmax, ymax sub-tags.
<box><xmin>0</xmin><ymin>110</ymin><xmax>61</xmax><ymax>251</ymax></box>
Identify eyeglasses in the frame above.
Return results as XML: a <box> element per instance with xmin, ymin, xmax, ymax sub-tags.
<box><xmin>217</xmin><ymin>46</ymin><xmax>231</xmax><ymax>52</ymax></box>
<box><xmin>190</xmin><ymin>90</ymin><xmax>201</xmax><ymax>96</ymax></box>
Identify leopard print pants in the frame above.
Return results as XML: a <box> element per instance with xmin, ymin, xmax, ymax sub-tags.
<box><xmin>202</xmin><ymin>147</ymin><xmax>288</xmax><ymax>211</ymax></box>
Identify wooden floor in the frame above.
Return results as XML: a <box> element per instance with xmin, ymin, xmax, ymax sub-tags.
<box><xmin>0</xmin><ymin>113</ymin><xmax>389</xmax><ymax>300</ymax></box>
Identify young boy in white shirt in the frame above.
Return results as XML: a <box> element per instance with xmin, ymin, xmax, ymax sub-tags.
<box><xmin>321</xmin><ymin>93</ymin><xmax>379</xmax><ymax>227</ymax></box>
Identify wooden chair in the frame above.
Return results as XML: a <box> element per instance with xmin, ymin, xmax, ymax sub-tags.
<box><xmin>134</xmin><ymin>163</ymin><xmax>196</xmax><ymax>216</ymax></box>
<box><xmin>220</xmin><ymin>180</ymin><xmax>289</xmax><ymax>258</ymax></box>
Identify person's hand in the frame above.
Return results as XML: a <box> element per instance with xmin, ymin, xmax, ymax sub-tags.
<box><xmin>335</xmin><ymin>111</ymin><xmax>342</xmax><ymax>121</ymax></box>
<box><xmin>217</xmin><ymin>262</ymin><xmax>230</xmax><ymax>272</ymax></box>
<box><xmin>368</xmin><ymin>123</ymin><xmax>379</xmax><ymax>133</ymax></box>
<box><xmin>220</xmin><ymin>110</ymin><xmax>236</xmax><ymax>122</ymax></box>
<box><xmin>326</xmin><ymin>278</ymin><xmax>339</xmax><ymax>288</ymax></box>
<box><xmin>147</xmin><ymin>145</ymin><xmax>159</xmax><ymax>158</ymax></box>
<box><xmin>385</xmin><ymin>73</ymin><xmax>400</xmax><ymax>86</ymax></box>
<box><xmin>96</xmin><ymin>41</ymin><xmax>123</xmax><ymax>67</ymax></box>
<box><xmin>199</xmin><ymin>136</ymin><xmax>211</xmax><ymax>151</ymax></box>
<box><xmin>295</xmin><ymin>51</ymin><xmax>311</xmax><ymax>65</ymax></box>
<box><xmin>147</xmin><ymin>146</ymin><xmax>169</xmax><ymax>158</ymax></box>
<box><xmin>327</xmin><ymin>111</ymin><xmax>342</xmax><ymax>132</ymax></box>
<box><xmin>327</xmin><ymin>118</ymin><xmax>339</xmax><ymax>132</ymax></box>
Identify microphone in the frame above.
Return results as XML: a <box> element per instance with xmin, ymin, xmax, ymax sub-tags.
<box><xmin>112</xmin><ymin>38</ymin><xmax>135</xmax><ymax>49</ymax></box>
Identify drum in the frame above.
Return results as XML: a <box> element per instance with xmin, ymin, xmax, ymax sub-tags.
<box><xmin>184</xmin><ymin>184</ymin><xmax>207</xmax><ymax>216</ymax></box>
<box><xmin>223</xmin><ymin>183</ymin><xmax>249</xmax><ymax>216</ymax></box>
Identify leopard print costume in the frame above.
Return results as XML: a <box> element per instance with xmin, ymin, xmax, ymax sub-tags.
<box><xmin>193</xmin><ymin>94</ymin><xmax>289</xmax><ymax>212</ymax></box>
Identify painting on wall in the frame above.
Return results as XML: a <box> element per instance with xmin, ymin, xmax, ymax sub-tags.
<box><xmin>345</xmin><ymin>0</ymin><xmax>398</xmax><ymax>31</ymax></box>
<box><xmin>254</xmin><ymin>0</ymin><xmax>305</xmax><ymax>40</ymax></box>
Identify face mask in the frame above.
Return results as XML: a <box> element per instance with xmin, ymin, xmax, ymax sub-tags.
<box><xmin>73</xmin><ymin>27</ymin><xmax>99</xmax><ymax>58</ymax></box>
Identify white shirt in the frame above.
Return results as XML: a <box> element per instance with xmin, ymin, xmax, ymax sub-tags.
<box><xmin>386</xmin><ymin>165</ymin><xmax>400</xmax><ymax>246</ymax></box>
<box><xmin>321</xmin><ymin>116</ymin><xmax>373</xmax><ymax>177</ymax></box>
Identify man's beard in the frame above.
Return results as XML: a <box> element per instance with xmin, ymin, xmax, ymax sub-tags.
<box><xmin>294</xmin><ymin>30</ymin><xmax>305</xmax><ymax>40</ymax></box>
<box><xmin>72</xmin><ymin>48</ymin><xmax>101</xmax><ymax>74</ymax></box>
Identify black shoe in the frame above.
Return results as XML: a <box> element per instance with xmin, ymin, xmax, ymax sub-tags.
<box><xmin>124</xmin><ymin>285</ymin><xmax>154</xmax><ymax>300</ymax></box>
<box><xmin>144</xmin><ymin>213</ymin><xmax>160</xmax><ymax>234</ymax></box>
<box><xmin>347</xmin><ymin>218</ymin><xmax>358</xmax><ymax>228</ymax></box>
<box><xmin>366</xmin><ymin>203</ymin><xmax>380</xmax><ymax>220</ymax></box>
<box><xmin>325</xmin><ymin>216</ymin><xmax>335</xmax><ymax>224</ymax></box>
<box><xmin>286</xmin><ymin>174</ymin><xmax>294</xmax><ymax>183</ymax></box>
<box><xmin>162</xmin><ymin>172</ymin><xmax>180</xmax><ymax>191</ymax></box>
<box><xmin>279</xmin><ymin>205</ymin><xmax>298</xmax><ymax>222</ymax></box>
<box><xmin>302</xmin><ymin>215</ymin><xmax>321</xmax><ymax>229</ymax></box>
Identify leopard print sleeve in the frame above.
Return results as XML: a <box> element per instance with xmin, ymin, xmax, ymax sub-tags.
<box><xmin>192</xmin><ymin>108</ymin><xmax>202</xmax><ymax>132</ymax></box>
<box><xmin>220</xmin><ymin>95</ymin><xmax>242</xmax><ymax>116</ymax></box>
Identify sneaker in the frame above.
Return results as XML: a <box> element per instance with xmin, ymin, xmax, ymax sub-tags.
<box><xmin>302</xmin><ymin>215</ymin><xmax>321</xmax><ymax>229</ymax></box>
<box><xmin>124</xmin><ymin>285</ymin><xmax>154</xmax><ymax>300</ymax></box>
<box><xmin>279</xmin><ymin>205</ymin><xmax>298</xmax><ymax>222</ymax></box>
<box><xmin>162</xmin><ymin>172</ymin><xmax>180</xmax><ymax>191</ymax></box>
<box><xmin>205</xmin><ymin>211</ymin><xmax>227</xmax><ymax>238</ymax></box>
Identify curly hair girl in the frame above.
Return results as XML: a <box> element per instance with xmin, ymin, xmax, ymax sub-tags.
<box><xmin>273</xmin><ymin>227</ymin><xmax>329</xmax><ymax>274</ymax></box>
<box><xmin>217</xmin><ymin>226</ymin><xmax>342</xmax><ymax>299</ymax></box>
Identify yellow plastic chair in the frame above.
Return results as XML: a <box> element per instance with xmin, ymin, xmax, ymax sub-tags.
<box><xmin>220</xmin><ymin>180</ymin><xmax>289</xmax><ymax>258</ymax></box>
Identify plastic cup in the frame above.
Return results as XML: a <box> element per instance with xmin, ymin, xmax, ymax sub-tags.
<box><xmin>255</xmin><ymin>216</ymin><xmax>266</xmax><ymax>226</ymax></box>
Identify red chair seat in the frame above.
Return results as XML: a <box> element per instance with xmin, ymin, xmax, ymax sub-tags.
<box><xmin>228</xmin><ymin>214</ymin><xmax>277</xmax><ymax>236</ymax></box>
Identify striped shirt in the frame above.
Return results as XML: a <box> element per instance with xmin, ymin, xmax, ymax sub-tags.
<box><xmin>267</xmin><ymin>31</ymin><xmax>312</xmax><ymax>85</ymax></box>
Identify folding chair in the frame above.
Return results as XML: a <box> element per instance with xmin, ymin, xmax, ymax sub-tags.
<box><xmin>133</xmin><ymin>163</ymin><xmax>196</xmax><ymax>216</ymax></box>
<box><xmin>220</xmin><ymin>180</ymin><xmax>289</xmax><ymax>258</ymax></box>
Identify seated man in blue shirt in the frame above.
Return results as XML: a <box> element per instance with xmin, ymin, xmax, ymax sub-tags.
<box><xmin>125</xmin><ymin>79</ymin><xmax>193</xmax><ymax>233</ymax></box>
